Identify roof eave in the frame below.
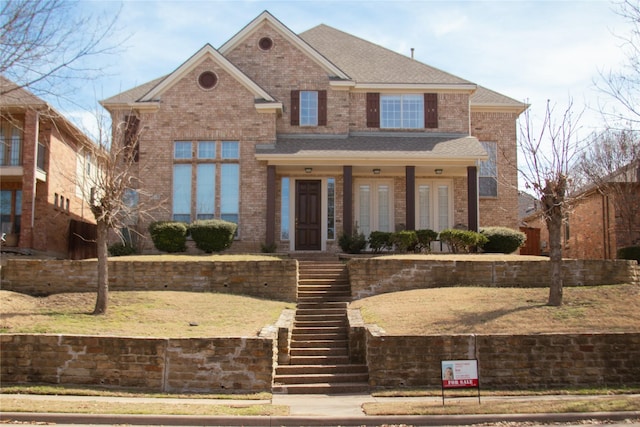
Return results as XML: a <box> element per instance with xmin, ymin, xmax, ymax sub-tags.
<box><xmin>351</xmin><ymin>83</ymin><xmax>477</xmax><ymax>93</ymax></box>
<box><xmin>471</xmin><ymin>103</ymin><xmax>529</xmax><ymax>115</ymax></box>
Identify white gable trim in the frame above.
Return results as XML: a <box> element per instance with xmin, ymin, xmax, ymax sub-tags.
<box><xmin>219</xmin><ymin>11</ymin><xmax>351</xmax><ymax>81</ymax></box>
<box><xmin>139</xmin><ymin>44</ymin><xmax>277</xmax><ymax>104</ymax></box>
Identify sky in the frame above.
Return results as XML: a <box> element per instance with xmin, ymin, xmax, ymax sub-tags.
<box><xmin>54</xmin><ymin>0</ymin><xmax>634</xmax><ymax>138</ymax></box>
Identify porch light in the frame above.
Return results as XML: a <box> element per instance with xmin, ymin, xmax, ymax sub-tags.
<box><xmin>305</xmin><ymin>167</ymin><xmax>312</xmax><ymax>173</ymax></box>
<box><xmin>372</xmin><ymin>168</ymin><xmax>381</xmax><ymax>174</ymax></box>
<box><xmin>435</xmin><ymin>169</ymin><xmax>443</xmax><ymax>175</ymax></box>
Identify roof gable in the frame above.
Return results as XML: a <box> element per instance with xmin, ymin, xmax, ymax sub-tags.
<box><xmin>139</xmin><ymin>44</ymin><xmax>277</xmax><ymax>104</ymax></box>
<box><xmin>219</xmin><ymin>11</ymin><xmax>350</xmax><ymax>81</ymax></box>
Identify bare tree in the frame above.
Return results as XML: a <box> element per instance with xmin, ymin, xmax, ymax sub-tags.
<box><xmin>0</xmin><ymin>0</ymin><xmax>120</xmax><ymax>98</ymax></box>
<box><xmin>576</xmin><ymin>128</ymin><xmax>640</xmax><ymax>249</ymax></box>
<box><xmin>519</xmin><ymin>100</ymin><xmax>583</xmax><ymax>306</ymax></box>
<box><xmin>84</xmin><ymin>111</ymin><xmax>164</xmax><ymax>314</ymax></box>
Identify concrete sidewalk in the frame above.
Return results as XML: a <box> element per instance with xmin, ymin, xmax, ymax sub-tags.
<box><xmin>1</xmin><ymin>392</ymin><xmax>639</xmax><ymax>426</ymax></box>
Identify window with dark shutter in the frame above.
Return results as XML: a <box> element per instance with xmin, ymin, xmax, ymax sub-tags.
<box><xmin>124</xmin><ymin>115</ymin><xmax>140</xmax><ymax>162</ymax></box>
<box><xmin>424</xmin><ymin>93</ymin><xmax>438</xmax><ymax>129</ymax></box>
<box><xmin>290</xmin><ymin>90</ymin><xmax>300</xmax><ymax>126</ymax></box>
<box><xmin>367</xmin><ymin>93</ymin><xmax>380</xmax><ymax>128</ymax></box>
<box><xmin>318</xmin><ymin>90</ymin><xmax>327</xmax><ymax>126</ymax></box>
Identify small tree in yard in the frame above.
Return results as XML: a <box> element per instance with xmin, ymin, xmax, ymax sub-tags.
<box><xmin>86</xmin><ymin>112</ymin><xmax>163</xmax><ymax>315</ymax></box>
<box><xmin>519</xmin><ymin>100</ymin><xmax>583</xmax><ymax>306</ymax></box>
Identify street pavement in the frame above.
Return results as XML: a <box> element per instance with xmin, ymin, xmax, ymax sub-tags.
<box><xmin>1</xmin><ymin>392</ymin><xmax>639</xmax><ymax>426</ymax></box>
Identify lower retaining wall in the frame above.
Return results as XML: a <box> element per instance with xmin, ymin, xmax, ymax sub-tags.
<box><xmin>365</xmin><ymin>330</ymin><xmax>640</xmax><ymax>389</ymax></box>
<box><xmin>1</xmin><ymin>259</ymin><xmax>298</xmax><ymax>302</ymax></box>
<box><xmin>348</xmin><ymin>258</ymin><xmax>639</xmax><ymax>299</ymax></box>
<box><xmin>0</xmin><ymin>334</ymin><xmax>274</xmax><ymax>393</ymax></box>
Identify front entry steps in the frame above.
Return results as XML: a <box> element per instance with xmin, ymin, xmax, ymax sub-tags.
<box><xmin>273</xmin><ymin>258</ymin><xmax>369</xmax><ymax>394</ymax></box>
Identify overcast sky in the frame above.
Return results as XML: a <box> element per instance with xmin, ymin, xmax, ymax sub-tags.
<box><xmin>60</xmin><ymin>0</ymin><xmax>633</xmax><ymax>136</ymax></box>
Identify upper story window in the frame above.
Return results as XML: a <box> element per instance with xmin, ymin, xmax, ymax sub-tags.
<box><xmin>290</xmin><ymin>90</ymin><xmax>327</xmax><ymax>126</ymax></box>
<box><xmin>367</xmin><ymin>93</ymin><xmax>438</xmax><ymax>129</ymax></box>
<box><xmin>479</xmin><ymin>141</ymin><xmax>498</xmax><ymax>197</ymax></box>
<box><xmin>174</xmin><ymin>141</ymin><xmax>192</xmax><ymax>159</ymax></box>
<box><xmin>381</xmin><ymin>94</ymin><xmax>424</xmax><ymax>128</ymax></box>
<box><xmin>0</xmin><ymin>119</ymin><xmax>22</xmax><ymax>166</ymax></box>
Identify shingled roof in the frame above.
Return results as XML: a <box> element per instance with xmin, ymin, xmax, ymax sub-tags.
<box><xmin>300</xmin><ymin>24</ymin><xmax>472</xmax><ymax>86</ymax></box>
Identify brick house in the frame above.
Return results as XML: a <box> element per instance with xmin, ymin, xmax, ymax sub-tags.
<box><xmin>101</xmin><ymin>11</ymin><xmax>527</xmax><ymax>253</ymax></box>
<box><xmin>523</xmin><ymin>161</ymin><xmax>640</xmax><ymax>259</ymax></box>
<box><xmin>0</xmin><ymin>76</ymin><xmax>97</xmax><ymax>258</ymax></box>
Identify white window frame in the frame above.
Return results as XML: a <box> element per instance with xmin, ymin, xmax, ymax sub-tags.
<box><xmin>380</xmin><ymin>94</ymin><xmax>424</xmax><ymax>129</ymax></box>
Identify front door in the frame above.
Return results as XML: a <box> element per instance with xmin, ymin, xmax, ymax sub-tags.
<box><xmin>295</xmin><ymin>180</ymin><xmax>321</xmax><ymax>250</ymax></box>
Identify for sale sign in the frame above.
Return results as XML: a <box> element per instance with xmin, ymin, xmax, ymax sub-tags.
<box><xmin>441</xmin><ymin>359</ymin><xmax>479</xmax><ymax>389</ymax></box>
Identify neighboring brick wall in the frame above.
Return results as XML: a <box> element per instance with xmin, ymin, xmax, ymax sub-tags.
<box><xmin>348</xmin><ymin>258</ymin><xmax>639</xmax><ymax>299</ymax></box>
<box><xmin>0</xmin><ymin>334</ymin><xmax>274</xmax><ymax>393</ymax></box>
<box><xmin>365</xmin><ymin>329</ymin><xmax>640</xmax><ymax>389</ymax></box>
<box><xmin>1</xmin><ymin>259</ymin><xmax>298</xmax><ymax>302</ymax></box>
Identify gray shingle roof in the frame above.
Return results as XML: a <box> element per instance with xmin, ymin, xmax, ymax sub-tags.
<box><xmin>257</xmin><ymin>132</ymin><xmax>486</xmax><ymax>161</ymax></box>
<box><xmin>471</xmin><ymin>85</ymin><xmax>525</xmax><ymax>108</ymax></box>
<box><xmin>100</xmin><ymin>76</ymin><xmax>167</xmax><ymax>105</ymax></box>
<box><xmin>300</xmin><ymin>24</ymin><xmax>473</xmax><ymax>86</ymax></box>
<box><xmin>0</xmin><ymin>75</ymin><xmax>47</xmax><ymax>107</ymax></box>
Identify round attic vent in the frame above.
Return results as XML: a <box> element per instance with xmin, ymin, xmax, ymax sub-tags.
<box><xmin>198</xmin><ymin>71</ymin><xmax>218</xmax><ymax>90</ymax></box>
<box><xmin>258</xmin><ymin>37</ymin><xmax>273</xmax><ymax>51</ymax></box>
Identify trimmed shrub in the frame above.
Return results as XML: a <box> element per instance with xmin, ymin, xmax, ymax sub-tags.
<box><xmin>617</xmin><ymin>246</ymin><xmax>640</xmax><ymax>263</ymax></box>
<box><xmin>338</xmin><ymin>230</ymin><xmax>367</xmax><ymax>254</ymax></box>
<box><xmin>368</xmin><ymin>231</ymin><xmax>393</xmax><ymax>253</ymax></box>
<box><xmin>108</xmin><ymin>242</ymin><xmax>136</xmax><ymax>257</ymax></box>
<box><xmin>480</xmin><ymin>226</ymin><xmax>527</xmax><ymax>254</ymax></box>
<box><xmin>415</xmin><ymin>229</ymin><xmax>438</xmax><ymax>253</ymax></box>
<box><xmin>148</xmin><ymin>221</ymin><xmax>188</xmax><ymax>253</ymax></box>
<box><xmin>189</xmin><ymin>219</ymin><xmax>237</xmax><ymax>253</ymax></box>
<box><xmin>391</xmin><ymin>230</ymin><xmax>418</xmax><ymax>253</ymax></box>
<box><xmin>439</xmin><ymin>229</ymin><xmax>488</xmax><ymax>253</ymax></box>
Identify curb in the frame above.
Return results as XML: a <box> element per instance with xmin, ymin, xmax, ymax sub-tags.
<box><xmin>2</xmin><ymin>411</ymin><xmax>639</xmax><ymax>426</ymax></box>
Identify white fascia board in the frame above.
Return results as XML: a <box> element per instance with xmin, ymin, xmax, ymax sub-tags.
<box><xmin>100</xmin><ymin>102</ymin><xmax>160</xmax><ymax>112</ymax></box>
<box><xmin>219</xmin><ymin>11</ymin><xmax>350</xmax><ymax>80</ymax></box>
<box><xmin>471</xmin><ymin>103</ymin><xmax>529</xmax><ymax>115</ymax></box>
<box><xmin>351</xmin><ymin>83</ymin><xmax>477</xmax><ymax>93</ymax></box>
<box><xmin>139</xmin><ymin>44</ymin><xmax>276</xmax><ymax>103</ymax></box>
<box><xmin>254</xmin><ymin>154</ymin><xmax>487</xmax><ymax>165</ymax></box>
<box><xmin>255</xmin><ymin>102</ymin><xmax>283</xmax><ymax>113</ymax></box>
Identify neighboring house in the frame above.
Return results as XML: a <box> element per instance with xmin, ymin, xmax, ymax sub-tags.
<box><xmin>0</xmin><ymin>76</ymin><xmax>97</xmax><ymax>259</ymax></box>
<box><xmin>522</xmin><ymin>161</ymin><xmax>640</xmax><ymax>259</ymax></box>
<box><xmin>101</xmin><ymin>11</ymin><xmax>527</xmax><ymax>253</ymax></box>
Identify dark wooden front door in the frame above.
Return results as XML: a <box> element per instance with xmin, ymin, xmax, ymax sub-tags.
<box><xmin>296</xmin><ymin>180</ymin><xmax>322</xmax><ymax>250</ymax></box>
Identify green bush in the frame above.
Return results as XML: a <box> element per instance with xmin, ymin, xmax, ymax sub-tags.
<box><xmin>148</xmin><ymin>221</ymin><xmax>188</xmax><ymax>253</ymax></box>
<box><xmin>415</xmin><ymin>229</ymin><xmax>439</xmax><ymax>253</ymax></box>
<box><xmin>189</xmin><ymin>219</ymin><xmax>237</xmax><ymax>253</ymax></box>
<box><xmin>617</xmin><ymin>246</ymin><xmax>640</xmax><ymax>263</ymax></box>
<box><xmin>260</xmin><ymin>242</ymin><xmax>278</xmax><ymax>253</ymax></box>
<box><xmin>391</xmin><ymin>230</ymin><xmax>418</xmax><ymax>253</ymax></box>
<box><xmin>368</xmin><ymin>231</ymin><xmax>393</xmax><ymax>253</ymax></box>
<box><xmin>480</xmin><ymin>226</ymin><xmax>527</xmax><ymax>254</ymax></box>
<box><xmin>439</xmin><ymin>229</ymin><xmax>488</xmax><ymax>253</ymax></box>
<box><xmin>108</xmin><ymin>242</ymin><xmax>136</xmax><ymax>257</ymax></box>
<box><xmin>338</xmin><ymin>230</ymin><xmax>367</xmax><ymax>254</ymax></box>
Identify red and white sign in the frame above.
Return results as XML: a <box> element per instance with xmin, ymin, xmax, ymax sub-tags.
<box><xmin>441</xmin><ymin>360</ymin><xmax>479</xmax><ymax>389</ymax></box>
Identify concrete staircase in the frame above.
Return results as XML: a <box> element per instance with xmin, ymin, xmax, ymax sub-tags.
<box><xmin>273</xmin><ymin>256</ymin><xmax>369</xmax><ymax>394</ymax></box>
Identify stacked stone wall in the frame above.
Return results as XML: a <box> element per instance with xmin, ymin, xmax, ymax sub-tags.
<box><xmin>1</xmin><ymin>259</ymin><xmax>298</xmax><ymax>301</ymax></box>
<box><xmin>365</xmin><ymin>330</ymin><xmax>640</xmax><ymax>389</ymax></box>
<box><xmin>0</xmin><ymin>334</ymin><xmax>274</xmax><ymax>393</ymax></box>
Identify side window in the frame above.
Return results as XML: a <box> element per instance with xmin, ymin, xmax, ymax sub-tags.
<box><xmin>479</xmin><ymin>141</ymin><xmax>498</xmax><ymax>197</ymax></box>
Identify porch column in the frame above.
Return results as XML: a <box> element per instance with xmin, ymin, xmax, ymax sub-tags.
<box><xmin>265</xmin><ymin>165</ymin><xmax>276</xmax><ymax>246</ymax></box>
<box><xmin>467</xmin><ymin>166</ymin><xmax>479</xmax><ymax>232</ymax></box>
<box><xmin>405</xmin><ymin>166</ymin><xmax>415</xmax><ymax>230</ymax></box>
<box><xmin>343</xmin><ymin>166</ymin><xmax>353</xmax><ymax>236</ymax></box>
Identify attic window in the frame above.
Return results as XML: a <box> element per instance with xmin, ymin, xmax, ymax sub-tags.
<box><xmin>198</xmin><ymin>71</ymin><xmax>218</xmax><ymax>90</ymax></box>
<box><xmin>258</xmin><ymin>37</ymin><xmax>273</xmax><ymax>51</ymax></box>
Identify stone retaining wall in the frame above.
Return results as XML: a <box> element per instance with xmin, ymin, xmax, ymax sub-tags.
<box><xmin>0</xmin><ymin>334</ymin><xmax>275</xmax><ymax>393</ymax></box>
<box><xmin>365</xmin><ymin>330</ymin><xmax>640</xmax><ymax>389</ymax></box>
<box><xmin>348</xmin><ymin>258</ymin><xmax>639</xmax><ymax>299</ymax></box>
<box><xmin>1</xmin><ymin>259</ymin><xmax>298</xmax><ymax>301</ymax></box>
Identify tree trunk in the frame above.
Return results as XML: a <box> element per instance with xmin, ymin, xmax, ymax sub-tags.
<box><xmin>546</xmin><ymin>212</ymin><xmax>563</xmax><ymax>306</ymax></box>
<box><xmin>93</xmin><ymin>221</ymin><xmax>109</xmax><ymax>315</ymax></box>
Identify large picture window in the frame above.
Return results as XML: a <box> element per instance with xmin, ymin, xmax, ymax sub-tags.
<box><xmin>381</xmin><ymin>94</ymin><xmax>424</xmax><ymax>129</ymax></box>
<box><xmin>479</xmin><ymin>141</ymin><xmax>498</xmax><ymax>197</ymax></box>
<box><xmin>172</xmin><ymin>141</ymin><xmax>240</xmax><ymax>230</ymax></box>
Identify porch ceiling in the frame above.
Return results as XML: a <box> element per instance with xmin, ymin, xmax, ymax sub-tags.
<box><xmin>255</xmin><ymin>132</ymin><xmax>487</xmax><ymax>167</ymax></box>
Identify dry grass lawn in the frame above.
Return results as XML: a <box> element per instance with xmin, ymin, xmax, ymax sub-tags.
<box><xmin>350</xmin><ymin>284</ymin><xmax>640</xmax><ymax>334</ymax></box>
<box><xmin>0</xmin><ymin>291</ymin><xmax>294</xmax><ymax>337</ymax></box>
